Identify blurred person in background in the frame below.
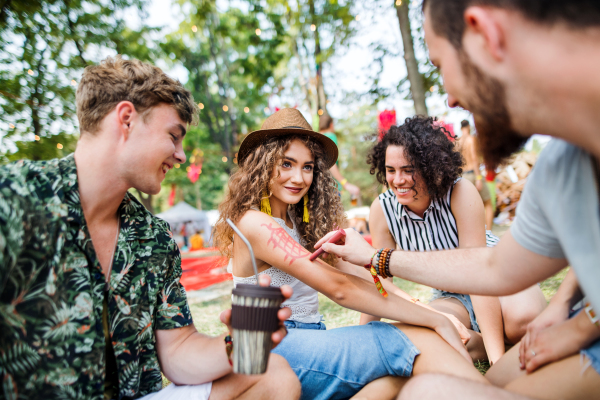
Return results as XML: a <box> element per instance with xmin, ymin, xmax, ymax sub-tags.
<box><xmin>319</xmin><ymin>112</ymin><xmax>361</xmax><ymax>203</ymax></box>
<box><xmin>458</xmin><ymin>119</ymin><xmax>494</xmax><ymax>230</ymax></box>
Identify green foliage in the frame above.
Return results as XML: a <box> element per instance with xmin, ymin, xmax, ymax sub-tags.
<box><xmin>156</xmin><ymin>126</ymin><xmax>229</xmax><ymax>212</ymax></box>
<box><xmin>364</xmin><ymin>0</ymin><xmax>443</xmax><ymax>104</ymax></box>
<box><xmin>0</xmin><ymin>0</ymin><xmax>156</xmax><ymax>163</ymax></box>
<box><xmin>164</xmin><ymin>0</ymin><xmax>289</xmax><ymax>161</ymax></box>
<box><xmin>334</xmin><ymin>105</ymin><xmax>381</xmax><ymax>208</ymax></box>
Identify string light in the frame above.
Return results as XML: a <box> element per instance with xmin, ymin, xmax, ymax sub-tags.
<box><xmin>57</xmin><ymin>143</ymin><xmax>63</xmax><ymax>149</ymax></box>
<box><xmin>9</xmin><ymin>124</ymin><xmax>14</xmax><ymax>129</ymax></box>
<box><xmin>396</xmin><ymin>0</ymin><xmax>402</xmax><ymax>5</ymax></box>
<box><xmin>310</xmin><ymin>24</ymin><xmax>316</xmax><ymax>31</ymax></box>
<box><xmin>365</xmin><ymin>110</ymin><xmax>371</xmax><ymax>115</ymax></box>
<box><xmin>71</xmin><ymin>80</ymin><xmax>76</xmax><ymax>86</ymax></box>
<box><xmin>317</xmin><ymin>109</ymin><xmax>324</xmax><ymax>116</ymax></box>
<box><xmin>198</xmin><ymin>103</ymin><xmax>204</xmax><ymax>109</ymax></box>
<box><xmin>35</xmin><ymin>135</ymin><xmax>40</xmax><ymax>141</ymax></box>
<box><xmin>255</xmin><ymin>28</ymin><xmax>261</xmax><ymax>36</ymax></box>
<box><xmin>190</xmin><ymin>156</ymin><xmax>196</xmax><ymax>163</ymax></box>
<box><xmin>186</xmin><ymin>166</ymin><xmax>191</xmax><ymax>172</ymax></box>
<box><xmin>222</xmin><ymin>105</ymin><xmax>229</xmax><ymax>112</ymax></box>
<box><xmin>28</xmin><ymin>69</ymin><xmax>33</xmax><ymax>75</ymax></box>
<box><xmin>222</xmin><ymin>156</ymin><xmax>228</xmax><ymax>162</ymax></box>
<box><xmin>430</xmin><ymin>86</ymin><xmax>435</xmax><ymax>92</ymax></box>
<box><xmin>244</xmin><ymin>107</ymin><xmax>249</xmax><ymax>113</ymax></box>
<box><xmin>175</xmin><ymin>164</ymin><xmax>180</xmax><ymax>168</ymax></box>
<box><xmin>192</xmin><ymin>25</ymin><xmax>197</xmax><ymax>32</ymax></box>
<box><xmin>355</xmin><ymin>15</ymin><xmax>361</xmax><ymax>21</ymax></box>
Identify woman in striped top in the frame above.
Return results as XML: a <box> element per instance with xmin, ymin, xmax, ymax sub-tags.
<box><xmin>358</xmin><ymin>116</ymin><xmax>546</xmax><ymax>365</ymax></box>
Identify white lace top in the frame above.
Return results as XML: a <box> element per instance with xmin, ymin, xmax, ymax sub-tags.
<box><xmin>229</xmin><ymin>213</ymin><xmax>322</xmax><ymax>324</ymax></box>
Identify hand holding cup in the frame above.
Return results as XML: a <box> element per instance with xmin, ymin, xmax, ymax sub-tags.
<box><xmin>220</xmin><ymin>275</ymin><xmax>292</xmax><ymax>347</ymax></box>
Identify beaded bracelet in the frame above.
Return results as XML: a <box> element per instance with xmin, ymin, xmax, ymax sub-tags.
<box><xmin>224</xmin><ymin>334</ymin><xmax>233</xmax><ymax>366</ymax></box>
<box><xmin>378</xmin><ymin>249</ymin><xmax>386</xmax><ymax>277</ymax></box>
<box><xmin>384</xmin><ymin>249</ymin><xmax>394</xmax><ymax>278</ymax></box>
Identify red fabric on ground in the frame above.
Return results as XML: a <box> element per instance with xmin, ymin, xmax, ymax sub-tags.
<box><xmin>180</xmin><ymin>255</ymin><xmax>232</xmax><ymax>292</ymax></box>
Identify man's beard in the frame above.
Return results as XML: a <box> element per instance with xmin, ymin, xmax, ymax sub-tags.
<box><xmin>459</xmin><ymin>52</ymin><xmax>528</xmax><ymax>169</ymax></box>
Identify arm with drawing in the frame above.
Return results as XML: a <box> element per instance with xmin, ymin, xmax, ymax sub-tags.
<box><xmin>235</xmin><ymin>210</ymin><xmax>471</xmax><ymax>360</ymax></box>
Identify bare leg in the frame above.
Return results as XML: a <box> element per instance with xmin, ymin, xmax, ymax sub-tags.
<box><xmin>487</xmin><ymin>341</ymin><xmax>600</xmax><ymax>399</ymax></box>
<box><xmin>351</xmin><ymin>323</ymin><xmax>487</xmax><ymax>400</ymax></box>
<box><xmin>429</xmin><ymin>297</ymin><xmax>487</xmax><ymax>361</ymax></box>
<box><xmin>484</xmin><ymin>199</ymin><xmax>494</xmax><ymax>231</ymax></box>
<box><xmin>351</xmin><ymin>376</ymin><xmax>408</xmax><ymax>400</ymax></box>
<box><xmin>498</xmin><ymin>285</ymin><xmax>546</xmax><ymax>344</ymax></box>
<box><xmin>398</xmin><ymin>374</ymin><xmax>532</xmax><ymax>400</ymax></box>
<box><xmin>485</xmin><ymin>341</ymin><xmax>527</xmax><ymax>387</ymax></box>
<box><xmin>209</xmin><ymin>354</ymin><xmax>301</xmax><ymax>400</ymax></box>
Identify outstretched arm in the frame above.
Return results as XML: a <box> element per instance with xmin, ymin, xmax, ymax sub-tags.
<box><xmin>237</xmin><ymin>210</ymin><xmax>471</xmax><ymax>360</ymax></box>
<box><xmin>316</xmin><ymin>228</ymin><xmax>567</xmax><ymax>297</ymax></box>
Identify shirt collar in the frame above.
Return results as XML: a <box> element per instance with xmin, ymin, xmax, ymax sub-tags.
<box><xmin>396</xmin><ymin>198</ymin><xmax>438</xmax><ymax>221</ymax></box>
<box><xmin>58</xmin><ymin>153</ymin><xmax>155</xmax><ymax>241</ymax></box>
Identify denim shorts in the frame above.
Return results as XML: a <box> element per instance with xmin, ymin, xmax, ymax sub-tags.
<box><xmin>430</xmin><ymin>289</ymin><xmax>481</xmax><ymax>333</ymax></box>
<box><xmin>284</xmin><ymin>320</ymin><xmax>327</xmax><ymax>330</ymax></box>
<box><xmin>273</xmin><ymin>321</ymin><xmax>420</xmax><ymax>400</ymax></box>
<box><xmin>571</xmin><ymin>309</ymin><xmax>600</xmax><ymax>375</ymax></box>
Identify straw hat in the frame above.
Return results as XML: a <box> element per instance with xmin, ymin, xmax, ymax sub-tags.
<box><xmin>237</xmin><ymin>108</ymin><xmax>338</xmax><ymax>168</ymax></box>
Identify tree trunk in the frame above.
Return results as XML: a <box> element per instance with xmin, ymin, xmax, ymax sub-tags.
<box><xmin>309</xmin><ymin>0</ymin><xmax>328</xmax><ymax>113</ymax></box>
<box><xmin>395</xmin><ymin>0</ymin><xmax>428</xmax><ymax>116</ymax></box>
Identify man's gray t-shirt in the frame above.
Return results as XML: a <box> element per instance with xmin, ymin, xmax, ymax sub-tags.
<box><xmin>511</xmin><ymin>139</ymin><xmax>600</xmax><ymax>311</ymax></box>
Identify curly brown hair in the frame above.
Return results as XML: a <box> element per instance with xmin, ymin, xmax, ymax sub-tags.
<box><xmin>367</xmin><ymin>116</ymin><xmax>464</xmax><ymax>201</ymax></box>
<box><xmin>214</xmin><ymin>134</ymin><xmax>345</xmax><ymax>265</ymax></box>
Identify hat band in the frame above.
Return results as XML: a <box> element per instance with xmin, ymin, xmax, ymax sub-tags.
<box><xmin>282</xmin><ymin>126</ymin><xmax>307</xmax><ymax>129</ymax></box>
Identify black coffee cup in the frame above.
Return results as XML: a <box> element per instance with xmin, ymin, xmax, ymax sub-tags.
<box><xmin>231</xmin><ymin>284</ymin><xmax>284</xmax><ymax>374</ymax></box>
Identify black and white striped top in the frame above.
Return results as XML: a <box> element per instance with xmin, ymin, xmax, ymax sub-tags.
<box><xmin>379</xmin><ymin>179</ymin><xmax>499</xmax><ymax>252</ymax></box>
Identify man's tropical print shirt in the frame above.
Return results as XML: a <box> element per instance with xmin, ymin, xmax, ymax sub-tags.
<box><xmin>0</xmin><ymin>154</ymin><xmax>193</xmax><ymax>399</ymax></box>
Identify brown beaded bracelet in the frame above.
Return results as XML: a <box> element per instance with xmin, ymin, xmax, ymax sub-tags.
<box><xmin>385</xmin><ymin>249</ymin><xmax>394</xmax><ymax>278</ymax></box>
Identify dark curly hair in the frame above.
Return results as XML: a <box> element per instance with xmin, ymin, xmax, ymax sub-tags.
<box><xmin>367</xmin><ymin>116</ymin><xmax>464</xmax><ymax>201</ymax></box>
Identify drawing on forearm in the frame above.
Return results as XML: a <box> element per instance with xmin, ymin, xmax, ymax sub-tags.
<box><xmin>261</xmin><ymin>223</ymin><xmax>309</xmax><ymax>265</ymax></box>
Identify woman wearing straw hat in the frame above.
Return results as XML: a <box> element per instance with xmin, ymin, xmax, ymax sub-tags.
<box><xmin>214</xmin><ymin>108</ymin><xmax>486</xmax><ymax>399</ymax></box>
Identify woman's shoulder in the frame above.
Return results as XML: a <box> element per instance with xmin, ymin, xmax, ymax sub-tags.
<box><xmin>450</xmin><ymin>177</ymin><xmax>478</xmax><ymax>201</ymax></box>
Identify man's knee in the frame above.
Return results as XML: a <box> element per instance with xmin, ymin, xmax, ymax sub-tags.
<box><xmin>503</xmin><ymin>308</ymin><xmax>540</xmax><ymax>343</ymax></box>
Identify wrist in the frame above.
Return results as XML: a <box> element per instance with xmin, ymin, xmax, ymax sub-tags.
<box><xmin>476</xmin><ymin>175</ymin><xmax>482</xmax><ymax>181</ymax></box>
<box><xmin>340</xmin><ymin>178</ymin><xmax>348</xmax><ymax>187</ymax></box>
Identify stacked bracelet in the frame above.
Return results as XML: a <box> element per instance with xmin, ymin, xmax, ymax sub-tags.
<box><xmin>370</xmin><ymin>248</ymin><xmax>395</xmax><ymax>279</ymax></box>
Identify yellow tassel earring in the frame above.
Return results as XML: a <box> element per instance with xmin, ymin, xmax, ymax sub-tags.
<box><xmin>303</xmin><ymin>194</ymin><xmax>310</xmax><ymax>223</ymax></box>
<box><xmin>260</xmin><ymin>191</ymin><xmax>272</xmax><ymax>216</ymax></box>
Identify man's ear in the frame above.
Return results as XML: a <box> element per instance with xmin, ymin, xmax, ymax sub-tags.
<box><xmin>115</xmin><ymin>101</ymin><xmax>136</xmax><ymax>141</ymax></box>
<box><xmin>463</xmin><ymin>6</ymin><xmax>507</xmax><ymax>62</ymax></box>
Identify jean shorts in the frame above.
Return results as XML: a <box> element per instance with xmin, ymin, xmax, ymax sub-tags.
<box><xmin>284</xmin><ymin>320</ymin><xmax>327</xmax><ymax>330</ymax></box>
<box><xmin>430</xmin><ymin>289</ymin><xmax>481</xmax><ymax>333</ymax></box>
<box><xmin>571</xmin><ymin>309</ymin><xmax>600</xmax><ymax>375</ymax></box>
<box><xmin>273</xmin><ymin>321</ymin><xmax>420</xmax><ymax>400</ymax></box>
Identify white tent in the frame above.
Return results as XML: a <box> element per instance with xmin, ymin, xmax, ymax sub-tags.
<box><xmin>156</xmin><ymin>202</ymin><xmax>212</xmax><ymax>245</ymax></box>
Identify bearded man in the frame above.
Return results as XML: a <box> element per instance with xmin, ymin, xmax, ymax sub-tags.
<box><xmin>315</xmin><ymin>1</ymin><xmax>600</xmax><ymax>398</ymax></box>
